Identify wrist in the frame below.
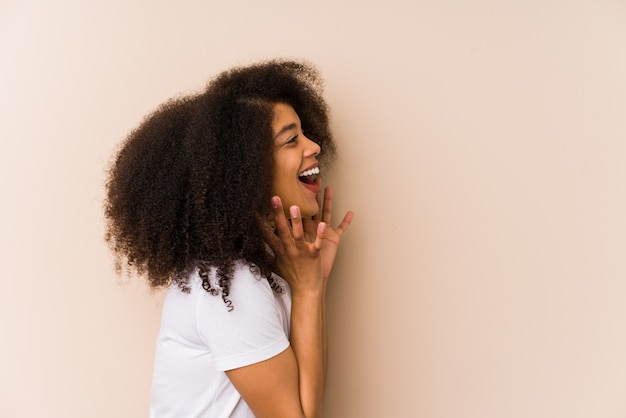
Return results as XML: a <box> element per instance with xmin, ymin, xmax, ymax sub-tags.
<box><xmin>281</xmin><ymin>270</ymin><xmax>325</xmax><ymax>295</ymax></box>
<box><xmin>290</xmin><ymin>285</ymin><xmax>325</xmax><ymax>300</ymax></box>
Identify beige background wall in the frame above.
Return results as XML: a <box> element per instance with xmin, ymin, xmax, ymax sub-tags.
<box><xmin>1</xmin><ymin>1</ymin><xmax>625</xmax><ymax>417</ymax></box>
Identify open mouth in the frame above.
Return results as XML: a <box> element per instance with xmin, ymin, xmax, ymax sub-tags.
<box><xmin>298</xmin><ymin>166</ymin><xmax>320</xmax><ymax>185</ymax></box>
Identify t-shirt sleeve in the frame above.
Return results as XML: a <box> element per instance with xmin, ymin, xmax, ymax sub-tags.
<box><xmin>195</xmin><ymin>265</ymin><xmax>290</xmax><ymax>372</ymax></box>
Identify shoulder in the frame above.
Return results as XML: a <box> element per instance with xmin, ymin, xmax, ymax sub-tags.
<box><xmin>197</xmin><ymin>262</ymin><xmax>280</xmax><ymax>298</ymax></box>
<box><xmin>192</xmin><ymin>263</ymin><xmax>291</xmax><ymax>371</ymax></box>
<box><xmin>188</xmin><ymin>262</ymin><xmax>286</xmax><ymax>315</ymax></box>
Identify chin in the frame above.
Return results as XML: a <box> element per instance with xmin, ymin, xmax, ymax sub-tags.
<box><xmin>300</xmin><ymin>202</ymin><xmax>320</xmax><ymax>218</ymax></box>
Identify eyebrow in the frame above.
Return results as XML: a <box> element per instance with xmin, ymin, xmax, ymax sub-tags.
<box><xmin>273</xmin><ymin>123</ymin><xmax>298</xmax><ymax>140</ymax></box>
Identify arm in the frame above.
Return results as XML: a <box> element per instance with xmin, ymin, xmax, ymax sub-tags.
<box><xmin>309</xmin><ymin>187</ymin><xmax>353</xmax><ymax>383</ymax></box>
<box><xmin>228</xmin><ymin>191</ymin><xmax>352</xmax><ymax>417</ymax></box>
<box><xmin>274</xmin><ymin>201</ymin><xmax>327</xmax><ymax>417</ymax></box>
<box><xmin>226</xmin><ymin>347</ymin><xmax>308</xmax><ymax>417</ymax></box>
<box><xmin>227</xmin><ymin>199</ymin><xmax>325</xmax><ymax>417</ymax></box>
<box><xmin>226</xmin><ymin>293</ymin><xmax>324</xmax><ymax>417</ymax></box>
<box><xmin>282</xmin><ymin>187</ymin><xmax>353</xmax><ymax>411</ymax></box>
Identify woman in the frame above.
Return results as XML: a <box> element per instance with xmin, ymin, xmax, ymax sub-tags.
<box><xmin>104</xmin><ymin>60</ymin><xmax>353</xmax><ymax>417</ymax></box>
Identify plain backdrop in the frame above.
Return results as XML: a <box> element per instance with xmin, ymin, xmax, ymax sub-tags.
<box><xmin>1</xmin><ymin>1</ymin><xmax>625</xmax><ymax>417</ymax></box>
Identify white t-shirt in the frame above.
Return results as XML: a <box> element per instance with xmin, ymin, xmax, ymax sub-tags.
<box><xmin>150</xmin><ymin>263</ymin><xmax>292</xmax><ymax>417</ymax></box>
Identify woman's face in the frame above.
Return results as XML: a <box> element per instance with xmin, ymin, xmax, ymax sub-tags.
<box><xmin>272</xmin><ymin>102</ymin><xmax>322</xmax><ymax>218</ymax></box>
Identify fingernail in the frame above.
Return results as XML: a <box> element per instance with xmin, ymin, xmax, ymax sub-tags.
<box><xmin>271</xmin><ymin>196</ymin><xmax>279</xmax><ymax>208</ymax></box>
<box><xmin>319</xmin><ymin>222</ymin><xmax>327</xmax><ymax>233</ymax></box>
<box><xmin>290</xmin><ymin>206</ymin><xmax>299</xmax><ymax>218</ymax></box>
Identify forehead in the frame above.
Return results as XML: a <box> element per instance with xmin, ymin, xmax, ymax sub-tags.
<box><xmin>272</xmin><ymin>103</ymin><xmax>300</xmax><ymax>130</ymax></box>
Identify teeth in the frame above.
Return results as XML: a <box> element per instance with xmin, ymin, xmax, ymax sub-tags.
<box><xmin>298</xmin><ymin>166</ymin><xmax>320</xmax><ymax>177</ymax></box>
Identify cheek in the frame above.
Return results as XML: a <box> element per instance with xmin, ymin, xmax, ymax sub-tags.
<box><xmin>271</xmin><ymin>166</ymin><xmax>293</xmax><ymax>194</ymax></box>
<box><xmin>273</xmin><ymin>154</ymin><xmax>298</xmax><ymax>181</ymax></box>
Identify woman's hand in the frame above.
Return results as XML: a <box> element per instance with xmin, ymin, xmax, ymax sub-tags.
<box><xmin>267</xmin><ymin>196</ymin><xmax>326</xmax><ymax>293</ymax></box>
<box><xmin>265</xmin><ymin>186</ymin><xmax>353</xmax><ymax>288</ymax></box>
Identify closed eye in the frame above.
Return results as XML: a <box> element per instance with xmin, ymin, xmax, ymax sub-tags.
<box><xmin>285</xmin><ymin>135</ymin><xmax>298</xmax><ymax>145</ymax></box>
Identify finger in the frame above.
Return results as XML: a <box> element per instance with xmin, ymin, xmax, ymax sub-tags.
<box><xmin>313</xmin><ymin>222</ymin><xmax>326</xmax><ymax>250</ymax></box>
<box><xmin>256</xmin><ymin>213</ymin><xmax>284</xmax><ymax>254</ymax></box>
<box><xmin>265</xmin><ymin>227</ymin><xmax>285</xmax><ymax>255</ymax></box>
<box><xmin>334</xmin><ymin>210</ymin><xmax>354</xmax><ymax>237</ymax></box>
<box><xmin>289</xmin><ymin>205</ymin><xmax>306</xmax><ymax>247</ymax></box>
<box><xmin>271</xmin><ymin>196</ymin><xmax>293</xmax><ymax>245</ymax></box>
<box><xmin>321</xmin><ymin>186</ymin><xmax>333</xmax><ymax>224</ymax></box>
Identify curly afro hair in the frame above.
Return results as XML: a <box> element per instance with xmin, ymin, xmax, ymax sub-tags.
<box><xmin>104</xmin><ymin>60</ymin><xmax>336</xmax><ymax>307</ymax></box>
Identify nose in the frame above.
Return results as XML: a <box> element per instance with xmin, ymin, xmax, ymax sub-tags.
<box><xmin>303</xmin><ymin>135</ymin><xmax>321</xmax><ymax>157</ymax></box>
